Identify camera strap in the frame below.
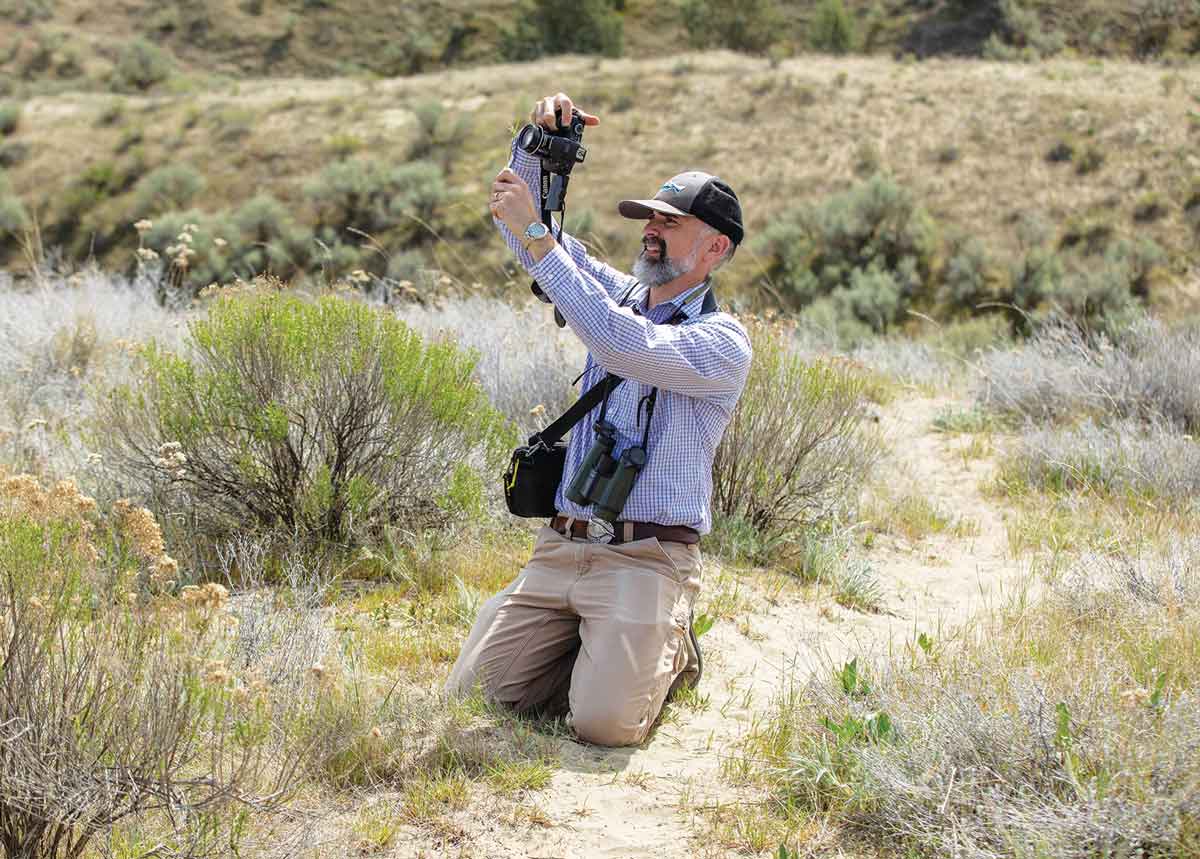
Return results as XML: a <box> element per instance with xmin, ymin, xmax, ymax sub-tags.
<box><xmin>530</xmin><ymin>284</ymin><xmax>717</xmax><ymax>451</ymax></box>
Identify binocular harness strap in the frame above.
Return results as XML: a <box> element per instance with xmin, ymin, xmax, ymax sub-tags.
<box><xmin>532</xmin><ymin>285</ymin><xmax>716</xmax><ymax>454</ymax></box>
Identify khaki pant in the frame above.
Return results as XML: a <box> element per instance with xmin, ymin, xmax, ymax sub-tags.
<box><xmin>444</xmin><ymin>526</ymin><xmax>702</xmax><ymax>747</ymax></box>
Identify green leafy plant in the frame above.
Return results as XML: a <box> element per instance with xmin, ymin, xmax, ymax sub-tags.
<box><xmin>112</xmin><ymin>38</ymin><xmax>173</xmax><ymax>91</ymax></box>
<box><xmin>131</xmin><ymin>163</ymin><xmax>206</xmax><ymax>217</ymax></box>
<box><xmin>98</xmin><ymin>284</ymin><xmax>514</xmax><ymax>549</ymax></box>
<box><xmin>501</xmin><ymin>0</ymin><xmax>623</xmax><ymax>60</ymax></box>
<box><xmin>680</xmin><ymin>0</ymin><xmax>783</xmax><ymax>53</ymax></box>
<box><xmin>0</xmin><ymin>101</ymin><xmax>20</xmax><ymax>136</ymax></box>
<box><xmin>755</xmin><ymin>174</ymin><xmax>938</xmax><ymax>334</ymax></box>
<box><xmin>809</xmin><ymin>0</ymin><xmax>857</xmax><ymax>54</ymax></box>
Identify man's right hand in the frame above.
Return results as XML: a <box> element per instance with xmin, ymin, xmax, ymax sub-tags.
<box><xmin>531</xmin><ymin>92</ymin><xmax>600</xmax><ymax>131</ymax></box>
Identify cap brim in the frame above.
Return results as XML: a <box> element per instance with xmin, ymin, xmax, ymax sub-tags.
<box><xmin>617</xmin><ymin>199</ymin><xmax>689</xmax><ymax>219</ymax></box>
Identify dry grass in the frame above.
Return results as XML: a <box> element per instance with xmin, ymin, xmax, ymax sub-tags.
<box><xmin>726</xmin><ymin>540</ymin><xmax>1200</xmax><ymax>859</ymax></box>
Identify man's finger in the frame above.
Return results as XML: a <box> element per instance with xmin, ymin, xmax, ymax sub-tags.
<box><xmin>539</xmin><ymin>97</ymin><xmax>556</xmax><ymax>129</ymax></box>
<box><xmin>578</xmin><ymin>110</ymin><xmax>600</xmax><ymax>126</ymax></box>
<box><xmin>555</xmin><ymin>94</ymin><xmax>574</xmax><ymax>127</ymax></box>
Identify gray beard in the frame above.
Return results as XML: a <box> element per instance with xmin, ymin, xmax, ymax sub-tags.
<box><xmin>631</xmin><ymin>241</ymin><xmax>687</xmax><ymax>287</ymax></box>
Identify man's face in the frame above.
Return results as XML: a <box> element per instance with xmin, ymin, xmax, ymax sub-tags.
<box><xmin>631</xmin><ymin>212</ymin><xmax>709</xmax><ymax>287</ymax></box>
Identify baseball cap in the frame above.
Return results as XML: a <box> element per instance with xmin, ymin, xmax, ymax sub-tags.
<box><xmin>618</xmin><ymin>171</ymin><xmax>744</xmax><ymax>246</ymax></box>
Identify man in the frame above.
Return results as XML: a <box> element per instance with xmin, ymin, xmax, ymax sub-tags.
<box><xmin>445</xmin><ymin>92</ymin><xmax>752</xmax><ymax>747</ymax></box>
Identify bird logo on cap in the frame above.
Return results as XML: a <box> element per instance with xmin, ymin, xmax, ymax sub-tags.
<box><xmin>660</xmin><ymin>181</ymin><xmax>687</xmax><ymax>194</ymax></box>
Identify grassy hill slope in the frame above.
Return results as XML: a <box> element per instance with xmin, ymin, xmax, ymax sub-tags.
<box><xmin>3</xmin><ymin>0</ymin><xmax>1198</xmax><ymax>96</ymax></box>
<box><xmin>1</xmin><ymin>51</ymin><xmax>1198</xmax><ymax>325</ymax></box>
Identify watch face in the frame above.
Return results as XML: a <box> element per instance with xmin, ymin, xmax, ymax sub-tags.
<box><xmin>525</xmin><ymin>222</ymin><xmax>549</xmax><ymax>240</ymax></box>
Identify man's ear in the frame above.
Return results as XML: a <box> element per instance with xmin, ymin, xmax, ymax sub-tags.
<box><xmin>708</xmin><ymin>233</ymin><xmax>732</xmax><ymax>261</ymax></box>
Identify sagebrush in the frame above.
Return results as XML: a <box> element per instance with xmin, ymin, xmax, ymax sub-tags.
<box><xmin>97</xmin><ymin>283</ymin><xmax>512</xmax><ymax>550</ymax></box>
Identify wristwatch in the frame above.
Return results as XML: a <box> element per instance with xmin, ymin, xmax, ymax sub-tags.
<box><xmin>522</xmin><ymin>221</ymin><xmax>551</xmax><ymax>249</ymax></box>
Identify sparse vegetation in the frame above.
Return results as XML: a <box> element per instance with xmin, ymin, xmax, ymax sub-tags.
<box><xmin>741</xmin><ymin>544</ymin><xmax>1200</xmax><ymax>857</ymax></box>
<box><xmin>3</xmin><ymin>11</ymin><xmax>1200</xmax><ymax>855</ymax></box>
<box><xmin>712</xmin><ymin>319</ymin><xmax>882</xmax><ymax>559</ymax></box>
<box><xmin>0</xmin><ymin>102</ymin><xmax>19</xmax><ymax>136</ymax></box>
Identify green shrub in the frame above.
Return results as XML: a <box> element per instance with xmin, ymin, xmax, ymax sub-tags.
<box><xmin>755</xmin><ymin>174</ymin><xmax>938</xmax><ymax>333</ymax></box>
<box><xmin>230</xmin><ymin>193</ymin><xmax>314</xmax><ymax>272</ymax></box>
<box><xmin>112</xmin><ymin>38</ymin><xmax>173</xmax><ymax>91</ymax></box>
<box><xmin>1046</xmin><ymin>139</ymin><xmax>1076</xmax><ymax>163</ymax></box>
<box><xmin>809</xmin><ymin>0</ymin><xmax>858</xmax><ymax>54</ymax></box>
<box><xmin>132</xmin><ymin>163</ymin><xmax>206</xmax><ymax>217</ymax></box>
<box><xmin>1005</xmin><ymin>245</ymin><xmax>1065</xmax><ymax>321</ymax></box>
<box><xmin>0</xmin><ymin>101</ymin><xmax>20</xmax><ymax>136</ymax></box>
<box><xmin>0</xmin><ymin>170</ymin><xmax>28</xmax><ymax>236</ymax></box>
<box><xmin>378</xmin><ymin>28</ymin><xmax>437</xmax><ymax>76</ymax></box>
<box><xmin>939</xmin><ymin>234</ymin><xmax>996</xmax><ymax>313</ymax></box>
<box><xmin>304</xmin><ymin>157</ymin><xmax>447</xmax><ymax>236</ymax></box>
<box><xmin>1075</xmin><ymin>143</ymin><xmax>1105</xmax><ymax>175</ymax></box>
<box><xmin>1132</xmin><ymin>192</ymin><xmax>1167</xmax><ymax>223</ymax></box>
<box><xmin>501</xmin><ymin>0</ymin><xmax>623</xmax><ymax>60</ymax></box>
<box><xmin>679</xmin><ymin>0</ymin><xmax>782</xmax><ymax>53</ymax></box>
<box><xmin>98</xmin><ymin>286</ymin><xmax>513</xmax><ymax>548</ymax></box>
<box><xmin>712</xmin><ymin>320</ymin><xmax>881</xmax><ymax>555</ymax></box>
<box><xmin>992</xmin><ymin>0</ymin><xmax>1065</xmax><ymax>59</ymax></box>
<box><xmin>140</xmin><ymin>205</ymin><xmax>314</xmax><ymax>301</ymax></box>
<box><xmin>0</xmin><ymin>141</ymin><xmax>28</xmax><ymax>168</ymax></box>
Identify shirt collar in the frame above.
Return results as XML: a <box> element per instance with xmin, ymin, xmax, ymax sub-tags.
<box><xmin>632</xmin><ymin>279</ymin><xmax>710</xmax><ymax>322</ymax></box>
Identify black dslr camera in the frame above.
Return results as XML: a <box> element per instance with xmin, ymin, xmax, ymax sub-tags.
<box><xmin>517</xmin><ymin>109</ymin><xmax>587</xmax><ymax>324</ymax></box>
<box><xmin>517</xmin><ymin>108</ymin><xmax>587</xmax><ymax>205</ymax></box>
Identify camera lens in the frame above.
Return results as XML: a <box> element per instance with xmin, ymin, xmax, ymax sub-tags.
<box><xmin>516</xmin><ymin>124</ymin><xmax>544</xmax><ymax>154</ymax></box>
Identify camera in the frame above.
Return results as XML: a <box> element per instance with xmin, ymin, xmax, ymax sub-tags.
<box><xmin>566</xmin><ymin>421</ymin><xmax>646</xmax><ymax>523</ymax></box>
<box><xmin>517</xmin><ymin>108</ymin><xmax>587</xmax><ymax>179</ymax></box>
<box><xmin>518</xmin><ymin>107</ymin><xmax>588</xmax><ymax>325</ymax></box>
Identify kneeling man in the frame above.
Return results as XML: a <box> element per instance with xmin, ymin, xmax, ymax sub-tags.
<box><xmin>445</xmin><ymin>91</ymin><xmax>752</xmax><ymax>747</ymax></box>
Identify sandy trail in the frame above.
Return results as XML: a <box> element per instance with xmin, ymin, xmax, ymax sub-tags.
<box><xmin>394</xmin><ymin>395</ymin><xmax>1023</xmax><ymax>859</ymax></box>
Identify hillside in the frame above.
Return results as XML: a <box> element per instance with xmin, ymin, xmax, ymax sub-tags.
<box><xmin>1</xmin><ymin>50</ymin><xmax>1197</xmax><ymax>330</ymax></box>
<box><xmin>3</xmin><ymin>0</ymin><xmax>1199</xmax><ymax>91</ymax></box>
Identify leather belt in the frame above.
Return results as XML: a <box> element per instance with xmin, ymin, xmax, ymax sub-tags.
<box><xmin>550</xmin><ymin>515</ymin><xmax>700</xmax><ymax>545</ymax></box>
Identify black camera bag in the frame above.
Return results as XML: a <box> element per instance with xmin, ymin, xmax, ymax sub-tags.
<box><xmin>504</xmin><ymin>374</ymin><xmax>622</xmax><ymax>518</ymax></box>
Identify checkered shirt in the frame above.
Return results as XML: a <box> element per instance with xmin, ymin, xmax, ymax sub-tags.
<box><xmin>497</xmin><ymin>144</ymin><xmax>752</xmax><ymax>534</ymax></box>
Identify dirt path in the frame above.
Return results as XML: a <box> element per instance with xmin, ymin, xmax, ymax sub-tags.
<box><xmin>400</xmin><ymin>395</ymin><xmax>1025</xmax><ymax>859</ymax></box>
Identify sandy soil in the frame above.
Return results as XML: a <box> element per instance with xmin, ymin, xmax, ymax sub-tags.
<box><xmin>341</xmin><ymin>395</ymin><xmax>1025</xmax><ymax>859</ymax></box>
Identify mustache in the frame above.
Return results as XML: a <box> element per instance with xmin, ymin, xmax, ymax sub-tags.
<box><xmin>641</xmin><ymin>237</ymin><xmax>667</xmax><ymax>256</ymax></box>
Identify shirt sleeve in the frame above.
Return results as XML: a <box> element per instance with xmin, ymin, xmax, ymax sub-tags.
<box><xmin>497</xmin><ymin>140</ymin><xmax>635</xmax><ymax>301</ymax></box>
<box><xmin>528</xmin><ymin>245</ymin><xmax>752</xmax><ymax>400</ymax></box>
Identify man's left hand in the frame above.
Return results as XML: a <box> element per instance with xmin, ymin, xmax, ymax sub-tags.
<box><xmin>489</xmin><ymin>167</ymin><xmax>540</xmax><ymax>240</ymax></box>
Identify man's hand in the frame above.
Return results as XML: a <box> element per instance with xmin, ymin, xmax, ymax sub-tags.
<box><xmin>530</xmin><ymin>92</ymin><xmax>600</xmax><ymax>130</ymax></box>
<box><xmin>489</xmin><ymin>167</ymin><xmax>540</xmax><ymax>239</ymax></box>
<box><xmin>488</xmin><ymin>93</ymin><xmax>600</xmax><ymax>256</ymax></box>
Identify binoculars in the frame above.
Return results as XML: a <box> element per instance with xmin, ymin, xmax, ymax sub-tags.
<box><xmin>565</xmin><ymin>421</ymin><xmax>646</xmax><ymax>523</ymax></box>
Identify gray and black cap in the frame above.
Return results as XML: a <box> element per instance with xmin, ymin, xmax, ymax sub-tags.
<box><xmin>618</xmin><ymin>171</ymin><xmax>744</xmax><ymax>246</ymax></box>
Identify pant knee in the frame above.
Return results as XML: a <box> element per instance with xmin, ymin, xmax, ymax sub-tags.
<box><xmin>570</xmin><ymin>699</ymin><xmax>650</xmax><ymax>747</ymax></box>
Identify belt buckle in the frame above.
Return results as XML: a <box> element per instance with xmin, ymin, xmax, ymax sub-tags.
<box><xmin>586</xmin><ymin>519</ymin><xmax>615</xmax><ymax>544</ymax></box>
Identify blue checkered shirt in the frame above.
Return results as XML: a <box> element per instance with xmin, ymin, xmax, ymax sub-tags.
<box><xmin>497</xmin><ymin>144</ymin><xmax>752</xmax><ymax>534</ymax></box>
